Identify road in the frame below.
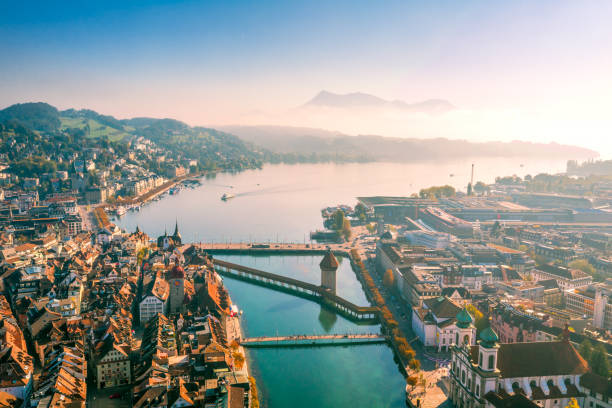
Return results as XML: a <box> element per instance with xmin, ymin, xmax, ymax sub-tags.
<box><xmin>78</xmin><ymin>205</ymin><xmax>98</xmax><ymax>231</ymax></box>
<box><xmin>88</xmin><ymin>385</ymin><xmax>132</xmax><ymax>408</ymax></box>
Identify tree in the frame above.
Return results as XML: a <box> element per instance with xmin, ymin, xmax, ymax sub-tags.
<box><xmin>341</xmin><ymin>218</ymin><xmax>352</xmax><ymax>241</ymax></box>
<box><xmin>407</xmin><ymin>376</ymin><xmax>418</xmax><ymax>387</ymax></box>
<box><xmin>590</xmin><ymin>344</ymin><xmax>611</xmax><ymax>377</ymax></box>
<box><xmin>467</xmin><ymin>182</ymin><xmax>473</xmax><ymax>196</ymax></box>
<box><xmin>355</xmin><ymin>203</ymin><xmax>367</xmax><ymax>221</ymax></box>
<box><xmin>232</xmin><ymin>352</ymin><xmax>245</xmax><ymax>370</ymax></box>
<box><xmin>579</xmin><ymin>339</ymin><xmax>593</xmax><ymax>361</ymax></box>
<box><xmin>408</xmin><ymin>358</ymin><xmax>421</xmax><ymax>371</ymax></box>
<box><xmin>466</xmin><ymin>304</ymin><xmax>488</xmax><ymax>334</ymax></box>
<box><xmin>474</xmin><ymin>181</ymin><xmax>489</xmax><ymax>195</ymax></box>
<box><xmin>419</xmin><ymin>185</ymin><xmax>456</xmax><ymax>199</ymax></box>
<box><xmin>568</xmin><ymin>259</ymin><xmax>595</xmax><ymax>277</ymax></box>
<box><xmin>564</xmin><ymin>398</ymin><xmax>580</xmax><ymax>408</ymax></box>
<box><xmin>383</xmin><ymin>269</ymin><xmax>395</xmax><ymax>289</ymax></box>
<box><xmin>332</xmin><ymin>209</ymin><xmax>345</xmax><ymax>230</ymax></box>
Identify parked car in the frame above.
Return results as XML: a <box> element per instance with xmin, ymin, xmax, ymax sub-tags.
<box><xmin>109</xmin><ymin>393</ymin><xmax>121</xmax><ymax>399</ymax></box>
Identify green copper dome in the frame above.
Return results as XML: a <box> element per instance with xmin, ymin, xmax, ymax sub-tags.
<box><xmin>479</xmin><ymin>326</ymin><xmax>499</xmax><ymax>348</ymax></box>
<box><xmin>456</xmin><ymin>308</ymin><xmax>473</xmax><ymax>328</ymax></box>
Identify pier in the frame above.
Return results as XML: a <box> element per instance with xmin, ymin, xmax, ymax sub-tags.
<box><xmin>212</xmin><ymin>258</ymin><xmax>380</xmax><ymax>323</ymax></box>
<box><xmin>240</xmin><ymin>333</ymin><xmax>386</xmax><ymax>348</ymax></box>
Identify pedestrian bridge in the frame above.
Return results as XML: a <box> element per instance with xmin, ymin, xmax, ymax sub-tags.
<box><xmin>240</xmin><ymin>333</ymin><xmax>386</xmax><ymax>348</ymax></box>
<box><xmin>212</xmin><ymin>258</ymin><xmax>380</xmax><ymax>323</ymax></box>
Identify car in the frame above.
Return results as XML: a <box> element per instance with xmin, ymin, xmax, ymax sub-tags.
<box><xmin>109</xmin><ymin>393</ymin><xmax>121</xmax><ymax>399</ymax></box>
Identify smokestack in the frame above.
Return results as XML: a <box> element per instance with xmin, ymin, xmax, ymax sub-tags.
<box><xmin>471</xmin><ymin>163</ymin><xmax>474</xmax><ymax>186</ymax></box>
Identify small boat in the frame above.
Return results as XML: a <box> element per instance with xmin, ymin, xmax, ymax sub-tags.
<box><xmin>449</xmin><ymin>173</ymin><xmax>454</xmax><ymax>177</ymax></box>
<box><xmin>116</xmin><ymin>206</ymin><xmax>127</xmax><ymax>216</ymax></box>
<box><xmin>221</xmin><ymin>193</ymin><xmax>235</xmax><ymax>201</ymax></box>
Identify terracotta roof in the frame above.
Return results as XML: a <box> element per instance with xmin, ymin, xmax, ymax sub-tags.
<box><xmin>470</xmin><ymin>341</ymin><xmax>589</xmax><ymax>378</ymax></box>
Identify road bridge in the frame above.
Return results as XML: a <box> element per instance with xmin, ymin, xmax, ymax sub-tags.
<box><xmin>240</xmin><ymin>333</ymin><xmax>386</xmax><ymax>348</ymax></box>
<box><xmin>196</xmin><ymin>242</ymin><xmax>352</xmax><ymax>256</ymax></box>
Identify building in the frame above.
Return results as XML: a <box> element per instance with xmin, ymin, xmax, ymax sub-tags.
<box><xmin>139</xmin><ymin>273</ymin><xmax>169</xmax><ymax>324</ymax></box>
<box><xmin>157</xmin><ymin>222</ymin><xmax>182</xmax><ymax>250</ymax></box>
<box><xmin>531</xmin><ymin>264</ymin><xmax>592</xmax><ymax>291</ymax></box>
<box><xmin>412</xmin><ymin>296</ymin><xmax>476</xmax><ymax>352</ymax></box>
<box><xmin>580</xmin><ymin>373</ymin><xmax>612</xmax><ymax>408</ymax></box>
<box><xmin>405</xmin><ymin>230</ymin><xmax>452</xmax><ymax>249</ymax></box>
<box><xmin>565</xmin><ymin>283</ymin><xmax>612</xmax><ymax>330</ymax></box>
<box><xmin>167</xmin><ymin>259</ymin><xmax>185</xmax><ymax>315</ymax></box>
<box><xmin>450</xmin><ymin>327</ymin><xmax>590</xmax><ymax>408</ymax></box>
<box><xmin>489</xmin><ymin>303</ymin><xmax>547</xmax><ymax>344</ymax></box>
<box><xmin>402</xmin><ymin>265</ymin><xmax>443</xmax><ymax>306</ymax></box>
<box><xmin>419</xmin><ymin>206</ymin><xmax>474</xmax><ymax>238</ymax></box>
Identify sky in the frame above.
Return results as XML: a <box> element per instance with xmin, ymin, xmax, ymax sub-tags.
<box><xmin>1</xmin><ymin>1</ymin><xmax>612</xmax><ymax>154</ymax></box>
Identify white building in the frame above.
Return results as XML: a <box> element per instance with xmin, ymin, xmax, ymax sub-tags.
<box><xmin>531</xmin><ymin>264</ymin><xmax>592</xmax><ymax>290</ymax></box>
<box><xmin>411</xmin><ymin>296</ymin><xmax>476</xmax><ymax>352</ymax></box>
<box><xmin>450</xmin><ymin>327</ymin><xmax>590</xmax><ymax>408</ymax></box>
<box><xmin>139</xmin><ymin>274</ymin><xmax>169</xmax><ymax>324</ymax></box>
<box><xmin>405</xmin><ymin>230</ymin><xmax>452</xmax><ymax>249</ymax></box>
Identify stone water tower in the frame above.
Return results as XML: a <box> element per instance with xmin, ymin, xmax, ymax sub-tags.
<box><xmin>320</xmin><ymin>249</ymin><xmax>339</xmax><ymax>294</ymax></box>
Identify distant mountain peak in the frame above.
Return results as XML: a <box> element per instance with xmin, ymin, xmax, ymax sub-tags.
<box><xmin>304</xmin><ymin>90</ymin><xmax>455</xmax><ymax>113</ymax></box>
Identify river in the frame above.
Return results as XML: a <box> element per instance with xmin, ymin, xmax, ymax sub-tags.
<box><xmin>116</xmin><ymin>158</ymin><xmax>568</xmax><ymax>407</ymax></box>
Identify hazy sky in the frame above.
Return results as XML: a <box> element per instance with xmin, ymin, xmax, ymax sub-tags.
<box><xmin>2</xmin><ymin>1</ymin><xmax>612</xmax><ymax>153</ymax></box>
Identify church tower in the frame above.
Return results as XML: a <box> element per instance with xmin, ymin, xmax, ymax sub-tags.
<box><xmin>320</xmin><ymin>250</ymin><xmax>339</xmax><ymax>294</ymax></box>
<box><xmin>172</xmin><ymin>220</ymin><xmax>182</xmax><ymax>246</ymax></box>
<box><xmin>168</xmin><ymin>258</ymin><xmax>185</xmax><ymax>314</ymax></box>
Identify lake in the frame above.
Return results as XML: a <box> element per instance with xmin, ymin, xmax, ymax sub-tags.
<box><xmin>116</xmin><ymin>158</ymin><xmax>568</xmax><ymax>407</ymax></box>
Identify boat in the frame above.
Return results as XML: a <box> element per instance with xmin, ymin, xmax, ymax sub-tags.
<box><xmin>221</xmin><ymin>193</ymin><xmax>235</xmax><ymax>201</ymax></box>
<box><xmin>115</xmin><ymin>206</ymin><xmax>127</xmax><ymax>217</ymax></box>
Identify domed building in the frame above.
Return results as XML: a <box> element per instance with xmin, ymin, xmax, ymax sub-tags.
<box><xmin>450</xmin><ymin>326</ymin><xmax>590</xmax><ymax>408</ymax></box>
<box><xmin>411</xmin><ymin>296</ymin><xmax>476</xmax><ymax>352</ymax></box>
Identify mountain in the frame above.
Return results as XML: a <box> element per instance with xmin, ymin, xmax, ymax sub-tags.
<box><xmin>303</xmin><ymin>90</ymin><xmax>455</xmax><ymax>114</ymax></box>
<box><xmin>0</xmin><ymin>102</ymin><xmax>268</xmax><ymax>172</ymax></box>
<box><xmin>220</xmin><ymin>125</ymin><xmax>598</xmax><ymax>162</ymax></box>
<box><xmin>0</xmin><ymin>102</ymin><xmax>61</xmax><ymax>132</ymax></box>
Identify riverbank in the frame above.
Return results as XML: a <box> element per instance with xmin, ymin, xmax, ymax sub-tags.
<box><xmin>225</xmin><ymin>311</ymin><xmax>259</xmax><ymax>407</ymax></box>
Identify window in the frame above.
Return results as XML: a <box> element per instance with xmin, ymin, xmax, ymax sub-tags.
<box><xmin>488</xmin><ymin>355</ymin><xmax>495</xmax><ymax>370</ymax></box>
<box><xmin>461</xmin><ymin>370</ymin><xmax>465</xmax><ymax>384</ymax></box>
<box><xmin>475</xmin><ymin>384</ymin><xmax>480</xmax><ymax>396</ymax></box>
<box><xmin>479</xmin><ymin>352</ymin><xmax>483</xmax><ymax>366</ymax></box>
